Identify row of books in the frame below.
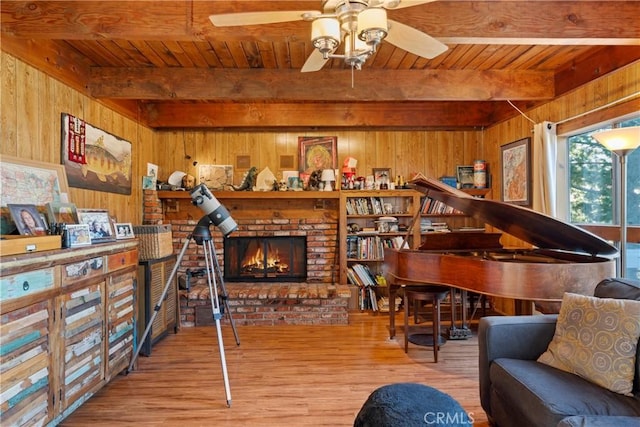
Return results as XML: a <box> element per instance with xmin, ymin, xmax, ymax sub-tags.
<box><xmin>347</xmin><ymin>263</ymin><xmax>380</xmax><ymax>311</ymax></box>
<box><xmin>346</xmin><ymin>235</ymin><xmax>408</xmax><ymax>260</ymax></box>
<box><xmin>421</xmin><ymin>196</ymin><xmax>463</xmax><ymax>215</ymax></box>
<box><xmin>345</xmin><ymin>197</ymin><xmax>397</xmax><ymax>216</ymax></box>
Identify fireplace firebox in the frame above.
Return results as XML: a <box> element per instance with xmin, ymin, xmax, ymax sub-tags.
<box><xmin>224</xmin><ymin>236</ymin><xmax>307</xmax><ymax>282</ymax></box>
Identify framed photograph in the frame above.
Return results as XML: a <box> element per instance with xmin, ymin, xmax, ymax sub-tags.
<box><xmin>115</xmin><ymin>222</ymin><xmax>135</xmax><ymax>239</ymax></box>
<box><xmin>0</xmin><ymin>154</ymin><xmax>70</xmax><ymax>207</ymax></box>
<box><xmin>373</xmin><ymin>168</ymin><xmax>391</xmax><ymax>187</ymax></box>
<box><xmin>298</xmin><ymin>137</ymin><xmax>337</xmax><ymax>183</ymax></box>
<box><xmin>66</xmin><ymin>224</ymin><xmax>92</xmax><ymax>247</ymax></box>
<box><xmin>456</xmin><ymin>165</ymin><xmax>475</xmax><ymax>188</ymax></box>
<box><xmin>7</xmin><ymin>204</ymin><xmax>48</xmax><ymax>236</ymax></box>
<box><xmin>501</xmin><ymin>137</ymin><xmax>532</xmax><ymax>206</ymax></box>
<box><xmin>46</xmin><ymin>202</ymin><xmax>78</xmax><ymax>224</ymax></box>
<box><xmin>76</xmin><ymin>209</ymin><xmax>116</xmax><ymax>243</ymax></box>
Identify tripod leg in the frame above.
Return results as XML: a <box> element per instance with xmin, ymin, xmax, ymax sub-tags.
<box><xmin>203</xmin><ymin>240</ymin><xmax>232</xmax><ymax>407</ymax></box>
<box><xmin>211</xmin><ymin>244</ymin><xmax>240</xmax><ymax>346</ymax></box>
<box><xmin>128</xmin><ymin>234</ymin><xmax>192</xmax><ymax>374</ymax></box>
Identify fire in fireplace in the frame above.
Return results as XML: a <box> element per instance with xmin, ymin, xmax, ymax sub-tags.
<box><xmin>224</xmin><ymin>236</ymin><xmax>307</xmax><ymax>282</ymax></box>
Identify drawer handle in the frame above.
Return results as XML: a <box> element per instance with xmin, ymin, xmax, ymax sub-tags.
<box><xmin>23</xmin><ymin>281</ymin><xmax>30</xmax><ymax>291</ymax></box>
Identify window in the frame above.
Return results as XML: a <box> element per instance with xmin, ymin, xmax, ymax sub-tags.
<box><xmin>568</xmin><ymin>117</ymin><xmax>640</xmax><ymax>279</ymax></box>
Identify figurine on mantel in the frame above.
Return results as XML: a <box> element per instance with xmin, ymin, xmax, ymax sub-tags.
<box><xmin>232</xmin><ymin>166</ymin><xmax>257</xmax><ymax>191</ymax></box>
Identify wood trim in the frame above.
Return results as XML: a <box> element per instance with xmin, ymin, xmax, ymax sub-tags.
<box><xmin>578</xmin><ymin>224</ymin><xmax>640</xmax><ymax>244</ymax></box>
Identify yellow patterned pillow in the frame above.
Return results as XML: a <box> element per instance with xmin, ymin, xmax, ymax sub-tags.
<box><xmin>538</xmin><ymin>292</ymin><xmax>640</xmax><ymax>395</ymax></box>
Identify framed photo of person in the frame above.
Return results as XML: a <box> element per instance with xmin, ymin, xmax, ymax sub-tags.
<box><xmin>76</xmin><ymin>209</ymin><xmax>115</xmax><ymax>243</ymax></box>
<box><xmin>8</xmin><ymin>204</ymin><xmax>48</xmax><ymax>236</ymax></box>
<box><xmin>66</xmin><ymin>224</ymin><xmax>92</xmax><ymax>247</ymax></box>
<box><xmin>46</xmin><ymin>201</ymin><xmax>79</xmax><ymax>225</ymax></box>
<box><xmin>115</xmin><ymin>222</ymin><xmax>135</xmax><ymax>239</ymax></box>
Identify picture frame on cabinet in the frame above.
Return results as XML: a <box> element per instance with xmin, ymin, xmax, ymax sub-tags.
<box><xmin>76</xmin><ymin>208</ymin><xmax>116</xmax><ymax>243</ymax></box>
<box><xmin>67</xmin><ymin>224</ymin><xmax>92</xmax><ymax>247</ymax></box>
<box><xmin>46</xmin><ymin>201</ymin><xmax>79</xmax><ymax>225</ymax></box>
<box><xmin>501</xmin><ymin>137</ymin><xmax>531</xmax><ymax>206</ymax></box>
<box><xmin>8</xmin><ymin>204</ymin><xmax>48</xmax><ymax>236</ymax></box>
<box><xmin>114</xmin><ymin>222</ymin><xmax>135</xmax><ymax>239</ymax></box>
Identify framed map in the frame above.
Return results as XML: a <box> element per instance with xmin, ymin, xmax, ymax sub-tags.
<box><xmin>0</xmin><ymin>155</ymin><xmax>69</xmax><ymax>207</ymax></box>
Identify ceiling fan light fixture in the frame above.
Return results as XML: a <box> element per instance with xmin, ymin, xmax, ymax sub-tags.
<box><xmin>357</xmin><ymin>8</ymin><xmax>388</xmax><ymax>46</ymax></box>
<box><xmin>311</xmin><ymin>18</ymin><xmax>341</xmax><ymax>54</ymax></box>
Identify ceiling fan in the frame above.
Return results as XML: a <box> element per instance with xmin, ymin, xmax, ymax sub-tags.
<box><xmin>209</xmin><ymin>0</ymin><xmax>448</xmax><ymax>73</ymax></box>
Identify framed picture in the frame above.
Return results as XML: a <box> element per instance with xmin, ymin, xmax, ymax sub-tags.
<box><xmin>61</xmin><ymin>113</ymin><xmax>132</xmax><ymax>195</ymax></box>
<box><xmin>115</xmin><ymin>222</ymin><xmax>135</xmax><ymax>239</ymax></box>
<box><xmin>7</xmin><ymin>204</ymin><xmax>48</xmax><ymax>236</ymax></box>
<box><xmin>76</xmin><ymin>209</ymin><xmax>115</xmax><ymax>243</ymax></box>
<box><xmin>456</xmin><ymin>165</ymin><xmax>475</xmax><ymax>188</ymax></box>
<box><xmin>66</xmin><ymin>224</ymin><xmax>92</xmax><ymax>247</ymax></box>
<box><xmin>372</xmin><ymin>168</ymin><xmax>391</xmax><ymax>187</ymax></box>
<box><xmin>298</xmin><ymin>137</ymin><xmax>337</xmax><ymax>184</ymax></box>
<box><xmin>46</xmin><ymin>202</ymin><xmax>78</xmax><ymax>224</ymax></box>
<box><xmin>198</xmin><ymin>164</ymin><xmax>234</xmax><ymax>190</ymax></box>
<box><xmin>0</xmin><ymin>154</ymin><xmax>70</xmax><ymax>207</ymax></box>
<box><xmin>501</xmin><ymin>137</ymin><xmax>532</xmax><ymax>206</ymax></box>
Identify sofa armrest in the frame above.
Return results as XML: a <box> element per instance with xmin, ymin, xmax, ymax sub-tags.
<box><xmin>478</xmin><ymin>315</ymin><xmax>558</xmax><ymax>418</ymax></box>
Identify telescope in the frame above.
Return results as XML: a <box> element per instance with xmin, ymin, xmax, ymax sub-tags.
<box><xmin>190</xmin><ymin>184</ymin><xmax>238</xmax><ymax>237</ymax></box>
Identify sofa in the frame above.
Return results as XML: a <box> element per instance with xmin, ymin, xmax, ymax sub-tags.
<box><xmin>478</xmin><ymin>277</ymin><xmax>640</xmax><ymax>427</ymax></box>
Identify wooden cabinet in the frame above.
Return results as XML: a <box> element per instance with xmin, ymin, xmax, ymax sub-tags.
<box><xmin>0</xmin><ymin>241</ymin><xmax>138</xmax><ymax>426</ymax></box>
<box><xmin>136</xmin><ymin>255</ymin><xmax>177</xmax><ymax>356</ymax></box>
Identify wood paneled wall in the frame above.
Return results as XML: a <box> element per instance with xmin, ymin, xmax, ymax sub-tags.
<box><xmin>2</xmin><ymin>49</ymin><xmax>638</xmax><ymax>233</ymax></box>
<box><xmin>1</xmin><ymin>52</ymin><xmax>153</xmax><ymax>224</ymax></box>
<box><xmin>154</xmin><ymin>128</ymin><xmax>483</xmax><ymax>188</ymax></box>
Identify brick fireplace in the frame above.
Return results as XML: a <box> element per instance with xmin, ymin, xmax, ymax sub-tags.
<box><xmin>143</xmin><ymin>190</ymin><xmax>351</xmax><ymax>326</ymax></box>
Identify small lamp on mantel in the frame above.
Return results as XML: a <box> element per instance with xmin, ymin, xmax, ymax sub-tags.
<box><xmin>321</xmin><ymin>169</ymin><xmax>336</xmax><ymax>191</ymax></box>
<box><xmin>592</xmin><ymin>126</ymin><xmax>640</xmax><ymax>278</ymax></box>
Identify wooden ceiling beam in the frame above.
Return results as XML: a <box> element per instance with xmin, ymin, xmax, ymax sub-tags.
<box><xmin>89</xmin><ymin>68</ymin><xmax>554</xmax><ymax>101</ymax></box>
<box><xmin>142</xmin><ymin>101</ymin><xmax>497</xmax><ymax>129</ymax></box>
<box><xmin>2</xmin><ymin>1</ymin><xmax>639</xmax><ymax>44</ymax></box>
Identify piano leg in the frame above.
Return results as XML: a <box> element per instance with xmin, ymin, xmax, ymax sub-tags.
<box><xmin>388</xmin><ymin>285</ymin><xmax>401</xmax><ymax>339</ymax></box>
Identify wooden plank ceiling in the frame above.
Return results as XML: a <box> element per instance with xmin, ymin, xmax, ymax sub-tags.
<box><xmin>2</xmin><ymin>0</ymin><xmax>640</xmax><ymax>130</ymax></box>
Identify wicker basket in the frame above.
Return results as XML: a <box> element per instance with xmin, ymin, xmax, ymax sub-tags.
<box><xmin>133</xmin><ymin>224</ymin><xmax>173</xmax><ymax>260</ymax></box>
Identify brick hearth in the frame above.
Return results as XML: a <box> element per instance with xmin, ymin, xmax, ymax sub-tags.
<box><xmin>181</xmin><ymin>282</ymin><xmax>351</xmax><ymax>326</ymax></box>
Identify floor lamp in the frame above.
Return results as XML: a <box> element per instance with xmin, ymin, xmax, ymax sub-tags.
<box><xmin>593</xmin><ymin>126</ymin><xmax>640</xmax><ymax>278</ymax></box>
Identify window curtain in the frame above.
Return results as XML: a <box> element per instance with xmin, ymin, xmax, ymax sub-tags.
<box><xmin>532</xmin><ymin>121</ymin><xmax>557</xmax><ymax>216</ymax></box>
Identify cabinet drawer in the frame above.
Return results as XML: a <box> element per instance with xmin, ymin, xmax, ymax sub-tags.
<box><xmin>106</xmin><ymin>249</ymin><xmax>138</xmax><ymax>272</ymax></box>
<box><xmin>0</xmin><ymin>267</ymin><xmax>57</xmax><ymax>301</ymax></box>
<box><xmin>62</xmin><ymin>257</ymin><xmax>105</xmax><ymax>285</ymax></box>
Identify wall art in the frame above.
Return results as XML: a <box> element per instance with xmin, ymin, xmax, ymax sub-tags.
<box><xmin>501</xmin><ymin>137</ymin><xmax>531</xmax><ymax>206</ymax></box>
<box><xmin>61</xmin><ymin>113</ymin><xmax>132</xmax><ymax>195</ymax></box>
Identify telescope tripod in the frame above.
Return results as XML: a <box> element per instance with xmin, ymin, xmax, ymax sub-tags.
<box><xmin>127</xmin><ymin>218</ymin><xmax>239</xmax><ymax>407</ymax></box>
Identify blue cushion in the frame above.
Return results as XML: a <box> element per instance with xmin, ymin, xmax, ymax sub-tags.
<box><xmin>354</xmin><ymin>383</ymin><xmax>471</xmax><ymax>427</ymax></box>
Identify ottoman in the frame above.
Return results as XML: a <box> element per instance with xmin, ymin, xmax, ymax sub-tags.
<box><xmin>354</xmin><ymin>383</ymin><xmax>471</xmax><ymax>427</ymax></box>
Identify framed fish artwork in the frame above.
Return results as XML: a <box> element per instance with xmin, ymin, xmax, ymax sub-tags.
<box><xmin>60</xmin><ymin>113</ymin><xmax>132</xmax><ymax>195</ymax></box>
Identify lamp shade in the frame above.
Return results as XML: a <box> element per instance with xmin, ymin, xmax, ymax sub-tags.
<box><xmin>358</xmin><ymin>8</ymin><xmax>388</xmax><ymax>40</ymax></box>
<box><xmin>311</xmin><ymin>18</ymin><xmax>340</xmax><ymax>46</ymax></box>
<box><xmin>592</xmin><ymin>126</ymin><xmax>640</xmax><ymax>156</ymax></box>
<box><xmin>321</xmin><ymin>169</ymin><xmax>336</xmax><ymax>191</ymax></box>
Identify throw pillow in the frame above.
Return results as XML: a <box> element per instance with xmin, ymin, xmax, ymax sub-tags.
<box><xmin>537</xmin><ymin>292</ymin><xmax>640</xmax><ymax>396</ymax></box>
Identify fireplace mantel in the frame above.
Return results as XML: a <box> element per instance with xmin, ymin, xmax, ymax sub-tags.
<box><xmin>157</xmin><ymin>190</ymin><xmax>340</xmax><ymax>200</ymax></box>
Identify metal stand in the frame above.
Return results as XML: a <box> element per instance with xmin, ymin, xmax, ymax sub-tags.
<box><xmin>127</xmin><ymin>217</ymin><xmax>239</xmax><ymax>407</ymax></box>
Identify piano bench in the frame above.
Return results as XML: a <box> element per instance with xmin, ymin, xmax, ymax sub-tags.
<box><xmin>404</xmin><ymin>287</ymin><xmax>450</xmax><ymax>362</ymax></box>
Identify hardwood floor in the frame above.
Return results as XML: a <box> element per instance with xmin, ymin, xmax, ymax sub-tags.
<box><xmin>61</xmin><ymin>312</ymin><xmax>490</xmax><ymax>426</ymax></box>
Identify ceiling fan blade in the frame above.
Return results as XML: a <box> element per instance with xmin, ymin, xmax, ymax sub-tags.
<box><xmin>369</xmin><ymin>0</ymin><xmax>437</xmax><ymax>9</ymax></box>
<box><xmin>301</xmin><ymin>49</ymin><xmax>330</xmax><ymax>73</ymax></box>
<box><xmin>209</xmin><ymin>11</ymin><xmax>319</xmax><ymax>27</ymax></box>
<box><xmin>385</xmin><ymin>19</ymin><xmax>448</xmax><ymax>58</ymax></box>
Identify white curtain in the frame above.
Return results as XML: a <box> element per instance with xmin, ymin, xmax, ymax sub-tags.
<box><xmin>532</xmin><ymin>121</ymin><xmax>557</xmax><ymax>216</ymax></box>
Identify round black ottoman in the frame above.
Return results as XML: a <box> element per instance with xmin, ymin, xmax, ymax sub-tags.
<box><xmin>354</xmin><ymin>383</ymin><xmax>471</xmax><ymax>427</ymax></box>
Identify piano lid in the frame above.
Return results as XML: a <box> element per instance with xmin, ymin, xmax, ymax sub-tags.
<box><xmin>410</xmin><ymin>176</ymin><xmax>618</xmax><ymax>257</ymax></box>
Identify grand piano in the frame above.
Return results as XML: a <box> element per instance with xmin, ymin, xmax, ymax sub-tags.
<box><xmin>383</xmin><ymin>176</ymin><xmax>618</xmax><ymax>338</ymax></box>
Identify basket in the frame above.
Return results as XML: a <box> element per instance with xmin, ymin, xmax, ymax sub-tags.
<box><xmin>133</xmin><ymin>224</ymin><xmax>173</xmax><ymax>260</ymax></box>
